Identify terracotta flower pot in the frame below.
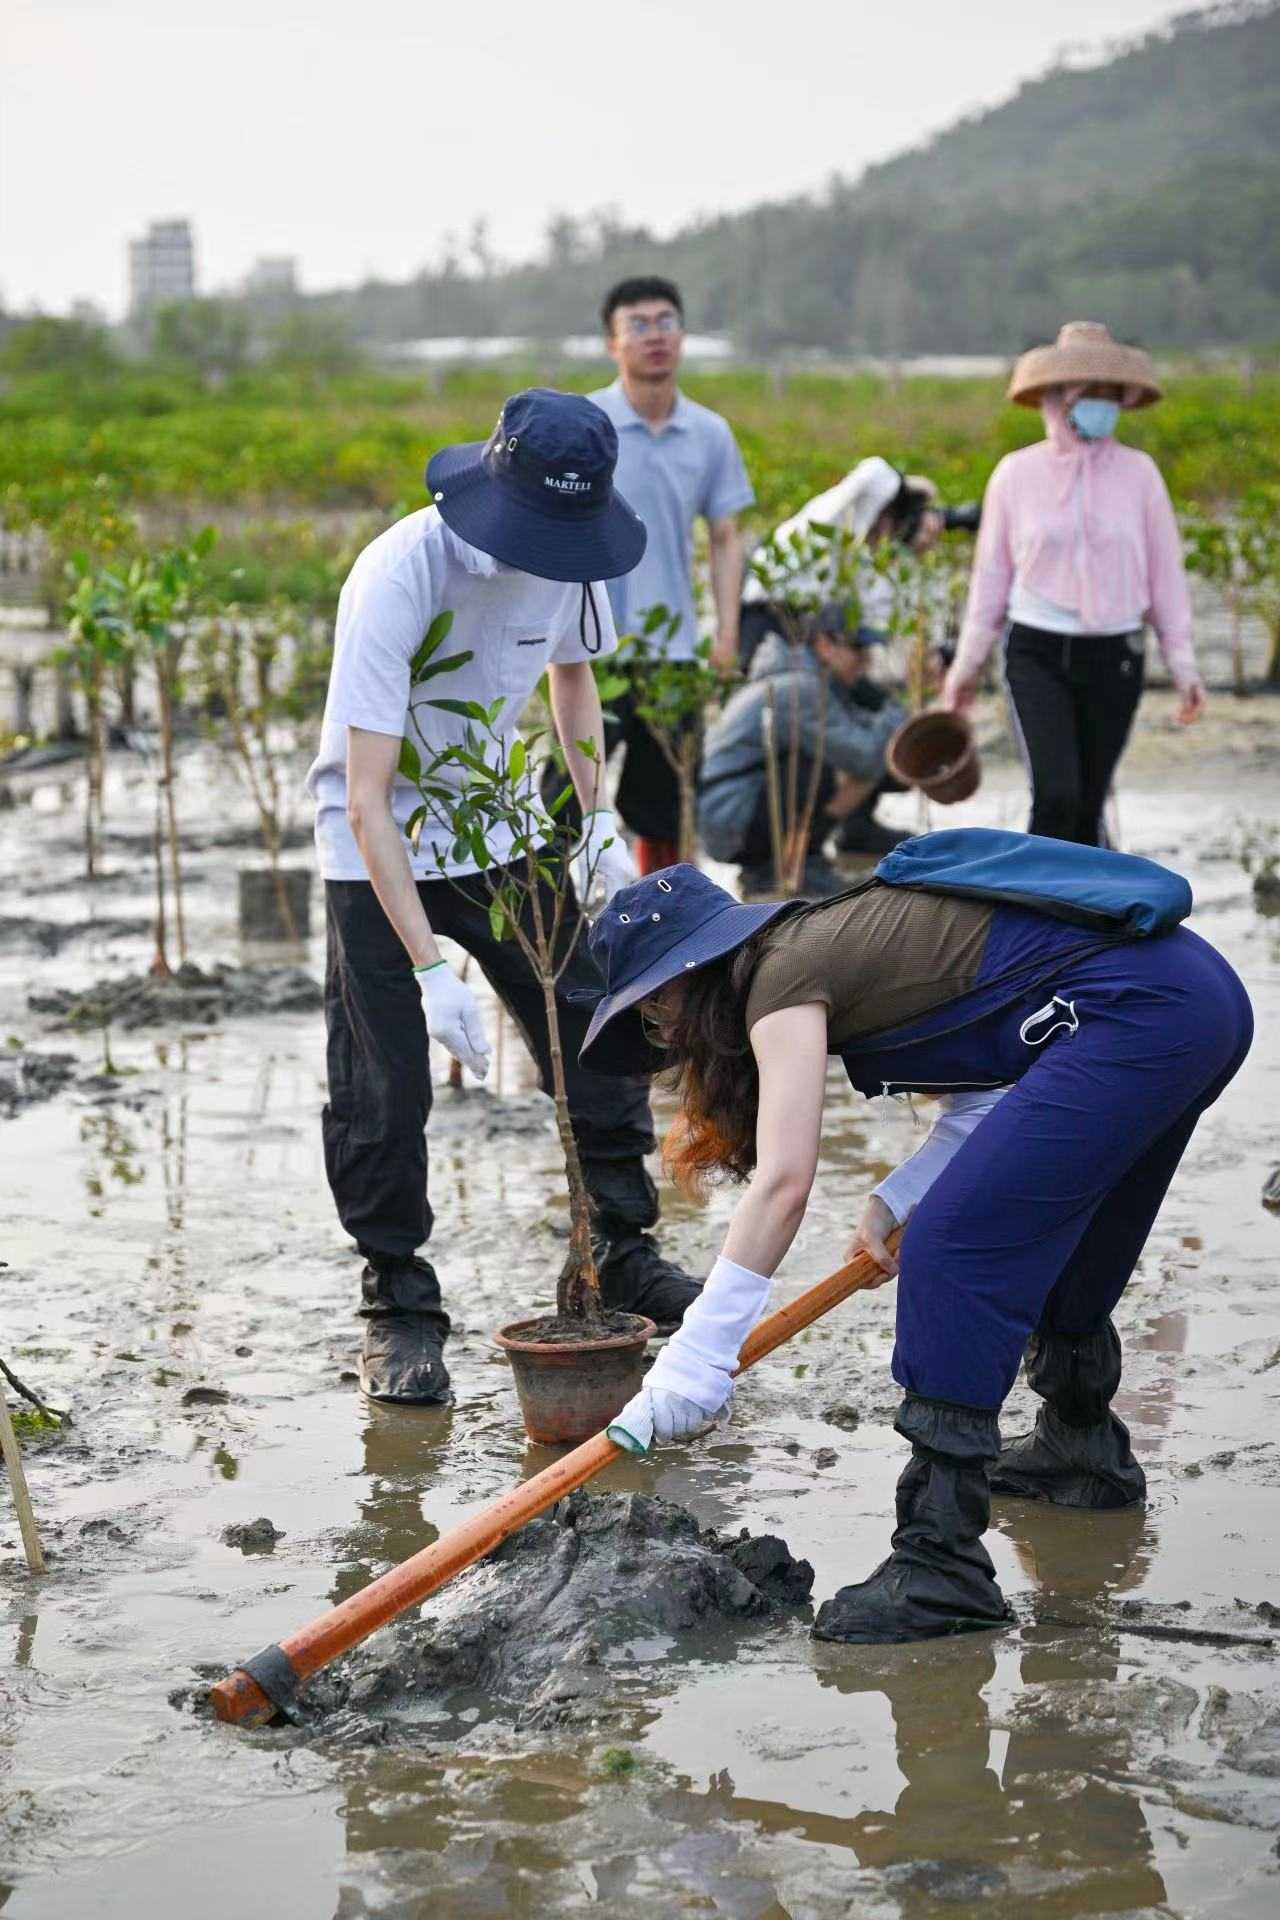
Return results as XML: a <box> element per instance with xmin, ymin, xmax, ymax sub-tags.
<box><xmin>496</xmin><ymin>1313</ymin><xmax>655</xmax><ymax>1445</ymax></box>
<box><xmin>887</xmin><ymin>710</ymin><xmax>981</xmax><ymax>805</ymax></box>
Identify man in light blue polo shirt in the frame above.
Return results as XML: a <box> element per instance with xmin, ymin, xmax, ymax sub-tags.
<box><xmin>588</xmin><ymin>275</ymin><xmax>754</xmax><ymax>870</ymax></box>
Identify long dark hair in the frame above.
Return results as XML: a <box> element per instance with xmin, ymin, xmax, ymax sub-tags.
<box><xmin>659</xmin><ymin>927</ymin><xmax>777</xmax><ymax>1198</ymax></box>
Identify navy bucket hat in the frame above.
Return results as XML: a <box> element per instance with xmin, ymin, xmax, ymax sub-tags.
<box><xmin>578</xmin><ymin>865</ymin><xmax>793</xmax><ymax>1075</ymax></box>
<box><xmin>426</xmin><ymin>388</ymin><xmax>648</xmax><ymax>584</ymax></box>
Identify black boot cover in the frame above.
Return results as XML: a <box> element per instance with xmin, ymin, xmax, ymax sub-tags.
<box><xmin>813</xmin><ymin>1396</ymin><xmax>1014</xmax><ymax>1645</ymax></box>
<box><xmin>358</xmin><ymin>1256</ymin><xmax>451</xmax><ymax>1405</ymax></box>
<box><xmin>584</xmin><ymin>1158</ymin><xmax>702</xmax><ymax>1333</ymax></box>
<box><xmin>991</xmin><ymin>1321</ymin><xmax>1146</xmax><ymax>1510</ymax></box>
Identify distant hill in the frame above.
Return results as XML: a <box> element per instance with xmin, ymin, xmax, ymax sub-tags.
<box><xmin>309</xmin><ymin>1</ymin><xmax>1280</xmax><ymax>354</ymax></box>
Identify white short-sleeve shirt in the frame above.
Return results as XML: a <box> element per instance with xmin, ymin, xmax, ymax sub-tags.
<box><xmin>306</xmin><ymin>506</ymin><xmax>618</xmax><ymax>881</ymax></box>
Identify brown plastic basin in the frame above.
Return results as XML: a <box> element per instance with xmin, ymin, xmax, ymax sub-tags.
<box><xmin>887</xmin><ymin>710</ymin><xmax>981</xmax><ymax>805</ymax></box>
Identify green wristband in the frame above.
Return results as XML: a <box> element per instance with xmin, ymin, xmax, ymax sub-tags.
<box><xmin>413</xmin><ymin>960</ymin><xmax>446</xmax><ymax>976</ymax></box>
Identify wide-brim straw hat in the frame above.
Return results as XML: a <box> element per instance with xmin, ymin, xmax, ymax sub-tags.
<box><xmin>1008</xmin><ymin>321</ymin><xmax>1162</xmax><ymax>410</ymax></box>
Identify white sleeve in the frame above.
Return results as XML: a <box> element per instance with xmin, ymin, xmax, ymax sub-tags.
<box><xmin>873</xmin><ymin>1088</ymin><xmax>1008</xmax><ymax>1226</ymax></box>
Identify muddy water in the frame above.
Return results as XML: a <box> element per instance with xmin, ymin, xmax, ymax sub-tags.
<box><xmin>4</xmin><ymin>705</ymin><xmax>1280</xmax><ymax>1918</ymax></box>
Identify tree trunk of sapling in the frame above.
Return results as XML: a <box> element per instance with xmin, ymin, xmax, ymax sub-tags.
<box><xmin>84</xmin><ymin>665</ymin><xmax>104</xmax><ymax>883</ymax></box>
<box><xmin>1232</xmin><ymin>595</ymin><xmax>1248</xmax><ymax>699</ymax></box>
<box><xmin>527</xmin><ymin>874</ymin><xmax>601</xmax><ymax>1325</ymax></box>
<box><xmin>543</xmin><ymin>969</ymin><xmax>602</xmax><ymax>1324</ymax></box>
<box><xmin>1266</xmin><ymin>617</ymin><xmax>1280</xmax><ymax>688</ymax></box>
<box><xmin>158</xmin><ymin>664</ymin><xmax>187</xmax><ymax>961</ymax></box>
<box><xmin>116</xmin><ymin>657</ymin><xmax>136</xmax><ymax>728</ymax></box>
<box><xmin>677</xmin><ymin>733</ymin><xmax>698</xmax><ymax>863</ymax></box>
<box><xmin>53</xmin><ymin>659</ymin><xmax>78</xmax><ymax>742</ymax></box>
<box><xmin>150</xmin><ymin>775</ymin><xmax>171</xmax><ymax>977</ymax></box>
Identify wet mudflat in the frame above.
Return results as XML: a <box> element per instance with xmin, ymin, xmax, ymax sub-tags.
<box><xmin>3</xmin><ymin>699</ymin><xmax>1280</xmax><ymax>1919</ymax></box>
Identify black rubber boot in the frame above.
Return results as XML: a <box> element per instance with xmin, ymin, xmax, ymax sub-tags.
<box><xmin>799</xmin><ymin>856</ymin><xmax>850</xmax><ymax>898</ymax></box>
<box><xmin>358</xmin><ymin>1256</ymin><xmax>452</xmax><ymax>1405</ymax></box>
<box><xmin>991</xmin><ymin>1321</ymin><xmax>1146</xmax><ymax>1510</ymax></box>
<box><xmin>812</xmin><ymin>1396</ymin><xmax>1014</xmax><ymax>1645</ymax></box>
<box><xmin>584</xmin><ymin>1157</ymin><xmax>702</xmax><ymax>1334</ymax></box>
<box><xmin>834</xmin><ymin>807</ymin><xmax>909</xmax><ymax>857</ymax></box>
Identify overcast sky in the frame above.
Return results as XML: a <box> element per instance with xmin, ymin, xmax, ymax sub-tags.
<box><xmin>3</xmin><ymin>0</ymin><xmax>1189</xmax><ymax>318</ymax></box>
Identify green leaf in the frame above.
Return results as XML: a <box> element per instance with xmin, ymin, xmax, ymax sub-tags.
<box><xmin>547</xmin><ymin>783</ymin><xmax>575</xmax><ymax>817</ymax></box>
<box><xmin>488</xmin><ymin>898</ymin><xmax>509</xmax><ymax>942</ymax></box>
<box><xmin>508</xmin><ymin>737</ymin><xmax>527</xmax><ymax>784</ymax></box>
<box><xmin>426</xmin><ymin>696</ymin><xmax>489</xmax><ymax>720</ymax></box>
<box><xmin>575</xmin><ymin>736</ymin><xmax>598</xmax><ymax>762</ymax></box>
<box><xmin>411</xmin><ymin>648</ymin><xmax>474</xmax><ymax>685</ymax></box>
<box><xmin>398</xmin><ymin>737</ymin><xmax>422</xmax><ymax>784</ymax></box>
<box><xmin>408</xmin><ymin>612</ymin><xmax>455</xmax><ymax>677</ymax></box>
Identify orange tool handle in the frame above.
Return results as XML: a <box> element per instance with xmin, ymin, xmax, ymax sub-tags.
<box><xmin>208</xmin><ymin>1240</ymin><xmax>896</xmax><ymax>1726</ymax></box>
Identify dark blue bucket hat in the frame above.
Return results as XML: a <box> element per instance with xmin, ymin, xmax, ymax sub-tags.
<box><xmin>578</xmin><ymin>865</ymin><xmax>793</xmax><ymax>1075</ymax></box>
<box><xmin>426</xmin><ymin>388</ymin><xmax>648</xmax><ymax>584</ymax></box>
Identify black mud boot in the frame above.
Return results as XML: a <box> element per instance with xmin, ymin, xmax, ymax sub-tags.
<box><xmin>834</xmin><ymin>810</ymin><xmax>909</xmax><ymax>857</ymax></box>
<box><xmin>799</xmin><ymin>856</ymin><xmax>849</xmax><ymax>898</ymax></box>
<box><xmin>812</xmin><ymin>1396</ymin><xmax>1013</xmax><ymax>1645</ymax></box>
<box><xmin>738</xmin><ymin>862</ymin><xmax>778</xmax><ymax>900</ymax></box>
<box><xmin>358</xmin><ymin>1256</ymin><xmax>452</xmax><ymax>1405</ymax></box>
<box><xmin>585</xmin><ymin>1157</ymin><xmax>702</xmax><ymax>1334</ymax></box>
<box><xmin>991</xmin><ymin>1321</ymin><xmax>1145</xmax><ymax>1510</ymax></box>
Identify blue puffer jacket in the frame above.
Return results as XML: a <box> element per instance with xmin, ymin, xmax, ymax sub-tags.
<box><xmin>697</xmin><ymin>633</ymin><xmax>905</xmax><ymax>861</ymax></box>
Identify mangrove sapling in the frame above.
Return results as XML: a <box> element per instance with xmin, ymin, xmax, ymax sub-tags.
<box><xmin>610</xmin><ymin>609</ymin><xmax>722</xmax><ymax>861</ymax></box>
<box><xmin>1184</xmin><ymin>506</ymin><xmax>1269</xmax><ymax>699</ymax></box>
<box><xmin>197</xmin><ymin>600</ymin><xmax>322</xmax><ymax>941</ymax></box>
<box><xmin>60</xmin><ymin>565</ymin><xmax>130</xmax><ymax>882</ymax></box>
<box><xmin>1234</xmin><ymin>490</ymin><xmax>1280</xmax><ymax>688</ymax></box>
<box><xmin>399</xmin><ymin>614</ymin><xmax>614</xmax><ymax>1327</ymax></box>
<box><xmin>747</xmin><ymin>518</ymin><xmax>860</xmax><ymax>891</ymax></box>
<box><xmin>125</xmin><ymin>529</ymin><xmax>218</xmax><ymax>969</ymax></box>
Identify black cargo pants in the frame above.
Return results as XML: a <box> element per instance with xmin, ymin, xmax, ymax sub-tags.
<box><xmin>322</xmin><ymin>867</ymin><xmax>659</xmax><ymax>1307</ymax></box>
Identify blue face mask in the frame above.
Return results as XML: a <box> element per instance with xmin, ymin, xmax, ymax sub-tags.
<box><xmin>1069</xmin><ymin>397</ymin><xmax>1120</xmax><ymax>441</ymax></box>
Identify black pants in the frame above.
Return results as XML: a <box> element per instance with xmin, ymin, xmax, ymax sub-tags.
<box><xmin>1004</xmin><ymin>624</ymin><xmax>1144</xmax><ymax>846</ymax></box>
<box><xmin>734</xmin><ymin>751</ymin><xmax>837</xmax><ymax>867</ymax></box>
<box><xmin>322</xmin><ymin>872</ymin><xmax>657</xmax><ymax>1279</ymax></box>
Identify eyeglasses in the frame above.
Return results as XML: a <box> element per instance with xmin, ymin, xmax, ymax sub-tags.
<box><xmin>620</xmin><ymin>313</ymin><xmax>682</xmax><ymax>339</ymax></box>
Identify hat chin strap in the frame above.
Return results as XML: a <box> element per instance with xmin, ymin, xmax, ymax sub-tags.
<box><xmin>579</xmin><ymin>582</ymin><xmax>603</xmax><ymax>655</ymax></box>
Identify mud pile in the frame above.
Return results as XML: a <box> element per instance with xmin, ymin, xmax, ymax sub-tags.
<box><xmin>29</xmin><ymin>962</ymin><xmax>321</xmax><ymax>1030</ymax></box>
<box><xmin>0</xmin><ymin>1047</ymin><xmax>77</xmax><ymax>1117</ymax></box>
<box><xmin>300</xmin><ymin>1491</ymin><xmax>813</xmax><ymax>1739</ymax></box>
<box><xmin>0</xmin><ymin>914</ymin><xmax>151</xmax><ymax>955</ymax></box>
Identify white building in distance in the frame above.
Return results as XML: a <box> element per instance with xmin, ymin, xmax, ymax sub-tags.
<box><xmin>244</xmin><ymin>257</ymin><xmax>298</xmax><ymax>297</ymax></box>
<box><xmin>128</xmin><ymin>220</ymin><xmax>196</xmax><ymax>316</ymax></box>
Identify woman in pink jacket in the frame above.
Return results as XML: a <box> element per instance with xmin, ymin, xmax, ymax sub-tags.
<box><xmin>944</xmin><ymin>322</ymin><xmax>1205</xmax><ymax>845</ymax></box>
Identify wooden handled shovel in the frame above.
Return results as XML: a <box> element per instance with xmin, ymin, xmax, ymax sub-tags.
<box><xmin>209</xmin><ymin>1239</ymin><xmax>899</xmax><ymax>1726</ymax></box>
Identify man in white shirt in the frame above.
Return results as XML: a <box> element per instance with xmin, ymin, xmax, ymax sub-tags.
<box><xmin>586</xmin><ymin>276</ymin><xmax>755</xmax><ymax>871</ymax></box>
<box><xmin>307</xmin><ymin>389</ymin><xmax>700</xmax><ymax>1404</ymax></box>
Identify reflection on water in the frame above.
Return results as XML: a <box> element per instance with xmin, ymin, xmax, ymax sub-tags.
<box><xmin>317</xmin><ymin>1392</ymin><xmax>1193</xmax><ymax>1917</ymax></box>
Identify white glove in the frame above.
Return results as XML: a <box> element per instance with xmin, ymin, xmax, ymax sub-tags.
<box><xmin>573</xmin><ymin>808</ymin><xmax>636</xmax><ymax>906</ymax></box>
<box><xmin>607</xmin><ymin>1254</ymin><xmax>770</xmax><ymax>1452</ymax></box>
<box><xmin>415</xmin><ymin>961</ymin><xmax>491</xmax><ymax>1080</ymax></box>
<box><xmin>609</xmin><ymin>1386</ymin><xmax>723</xmax><ymax>1454</ymax></box>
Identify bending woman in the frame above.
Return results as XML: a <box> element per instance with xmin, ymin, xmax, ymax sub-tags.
<box><xmin>580</xmin><ymin>855</ymin><xmax>1251</xmax><ymax>1644</ymax></box>
<box><xmin>944</xmin><ymin>321</ymin><xmax>1205</xmax><ymax>844</ymax></box>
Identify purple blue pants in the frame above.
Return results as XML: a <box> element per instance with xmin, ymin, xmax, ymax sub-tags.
<box><xmin>846</xmin><ymin>914</ymin><xmax>1253</xmax><ymax>1409</ymax></box>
